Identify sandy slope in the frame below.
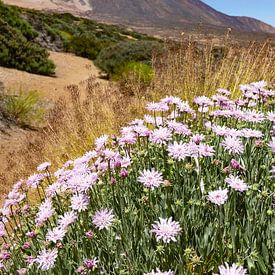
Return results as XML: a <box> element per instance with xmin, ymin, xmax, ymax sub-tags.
<box><xmin>0</xmin><ymin>51</ymin><xmax>101</xmax><ymax>100</ymax></box>
<box><xmin>0</xmin><ymin>52</ymin><xmax>104</xmax><ymax>199</ymax></box>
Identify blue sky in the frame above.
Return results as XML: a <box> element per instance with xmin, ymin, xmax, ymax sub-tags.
<box><xmin>201</xmin><ymin>0</ymin><xmax>275</xmax><ymax>26</ymax></box>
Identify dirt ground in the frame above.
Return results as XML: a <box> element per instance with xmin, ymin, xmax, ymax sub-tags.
<box><xmin>0</xmin><ymin>51</ymin><xmax>104</xmax><ymax>200</ymax></box>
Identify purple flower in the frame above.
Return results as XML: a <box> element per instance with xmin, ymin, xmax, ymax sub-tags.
<box><xmin>85</xmin><ymin>230</ymin><xmax>94</xmax><ymax>239</ymax></box>
<box><xmin>216</xmin><ymin>263</ymin><xmax>247</xmax><ymax>275</ymax></box>
<box><xmin>35</xmin><ymin>248</ymin><xmax>58</xmax><ymax>271</ymax></box>
<box><xmin>225</xmin><ymin>175</ymin><xmax>248</xmax><ymax>192</ymax></box>
<box><xmin>230</xmin><ymin>159</ymin><xmax>242</xmax><ymax>170</ymax></box>
<box><xmin>144</xmin><ymin>269</ymin><xmax>174</xmax><ymax>275</ymax></box>
<box><xmin>240</xmin><ymin>128</ymin><xmax>263</xmax><ymax>139</ymax></box>
<box><xmin>70</xmin><ymin>194</ymin><xmax>90</xmax><ymax>212</ymax></box>
<box><xmin>120</xmin><ymin>169</ymin><xmax>128</xmax><ymax>178</ymax></box>
<box><xmin>192</xmin><ymin>134</ymin><xmax>205</xmax><ymax>144</ymax></box>
<box><xmin>83</xmin><ymin>257</ymin><xmax>98</xmax><ymax>270</ymax></box>
<box><xmin>198</xmin><ymin>144</ymin><xmax>215</xmax><ymax>157</ymax></box>
<box><xmin>217</xmin><ymin>88</ymin><xmax>231</xmax><ymax>96</ymax></box>
<box><xmin>92</xmin><ymin>209</ymin><xmax>115</xmax><ymax>230</ymax></box>
<box><xmin>0</xmin><ymin>251</ymin><xmax>11</xmax><ymax>261</ymax></box>
<box><xmin>138</xmin><ymin>169</ymin><xmax>164</xmax><ymax>189</ymax></box>
<box><xmin>222</xmin><ymin>136</ymin><xmax>244</xmax><ymax>155</ymax></box>
<box><xmin>151</xmin><ymin>217</ymin><xmax>181</xmax><ymax>243</ymax></box>
<box><xmin>149</xmin><ymin>127</ymin><xmax>172</xmax><ymax>145</ymax></box>
<box><xmin>208</xmin><ymin>189</ymin><xmax>228</xmax><ymax>206</ymax></box>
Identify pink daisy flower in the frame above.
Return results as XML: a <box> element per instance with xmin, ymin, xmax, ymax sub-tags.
<box><xmin>225</xmin><ymin>175</ymin><xmax>248</xmax><ymax>192</ymax></box>
<box><xmin>92</xmin><ymin>208</ymin><xmax>115</xmax><ymax>230</ymax></box>
<box><xmin>216</xmin><ymin>263</ymin><xmax>247</xmax><ymax>275</ymax></box>
<box><xmin>70</xmin><ymin>194</ymin><xmax>90</xmax><ymax>212</ymax></box>
<box><xmin>208</xmin><ymin>189</ymin><xmax>228</xmax><ymax>206</ymax></box>
<box><xmin>222</xmin><ymin>136</ymin><xmax>244</xmax><ymax>155</ymax></box>
<box><xmin>149</xmin><ymin>127</ymin><xmax>172</xmax><ymax>145</ymax></box>
<box><xmin>151</xmin><ymin>217</ymin><xmax>181</xmax><ymax>243</ymax></box>
<box><xmin>35</xmin><ymin>248</ymin><xmax>58</xmax><ymax>271</ymax></box>
<box><xmin>138</xmin><ymin>169</ymin><xmax>163</xmax><ymax>189</ymax></box>
<box><xmin>46</xmin><ymin>227</ymin><xmax>66</xmax><ymax>243</ymax></box>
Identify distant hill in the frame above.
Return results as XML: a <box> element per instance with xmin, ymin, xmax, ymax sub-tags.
<box><xmin>4</xmin><ymin>0</ymin><xmax>275</xmax><ymax>34</ymax></box>
<box><xmin>0</xmin><ymin>0</ymin><xmax>160</xmax><ymax>75</ymax></box>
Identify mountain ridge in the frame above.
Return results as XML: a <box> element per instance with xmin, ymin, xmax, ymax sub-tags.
<box><xmin>3</xmin><ymin>0</ymin><xmax>275</xmax><ymax>34</ymax></box>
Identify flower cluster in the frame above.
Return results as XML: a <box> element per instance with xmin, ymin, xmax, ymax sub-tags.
<box><xmin>0</xmin><ymin>81</ymin><xmax>274</xmax><ymax>274</ymax></box>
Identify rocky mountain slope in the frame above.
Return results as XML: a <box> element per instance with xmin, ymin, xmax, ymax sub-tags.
<box><xmin>4</xmin><ymin>0</ymin><xmax>275</xmax><ymax>33</ymax></box>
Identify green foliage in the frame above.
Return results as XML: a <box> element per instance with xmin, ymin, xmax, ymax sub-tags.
<box><xmin>0</xmin><ymin>2</ymin><xmax>56</xmax><ymax>76</ymax></box>
<box><xmin>115</xmin><ymin>61</ymin><xmax>154</xmax><ymax>82</ymax></box>
<box><xmin>95</xmin><ymin>41</ymin><xmax>163</xmax><ymax>75</ymax></box>
<box><xmin>116</xmin><ymin>61</ymin><xmax>154</xmax><ymax>83</ymax></box>
<box><xmin>0</xmin><ymin>1</ymin><xmax>160</xmax><ymax>76</ymax></box>
<box><xmin>0</xmin><ymin>0</ymin><xmax>37</xmax><ymax>40</ymax></box>
<box><xmin>2</xmin><ymin>90</ymin><xmax>45</xmax><ymax>127</ymax></box>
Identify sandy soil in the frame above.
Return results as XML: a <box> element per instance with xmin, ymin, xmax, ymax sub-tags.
<box><xmin>0</xmin><ymin>51</ymin><xmax>101</xmax><ymax>101</ymax></box>
<box><xmin>0</xmin><ymin>52</ymin><xmax>104</xmax><ymax>200</ymax></box>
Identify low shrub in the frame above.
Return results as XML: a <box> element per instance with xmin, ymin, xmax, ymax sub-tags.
<box><xmin>0</xmin><ymin>19</ymin><xmax>56</xmax><ymax>75</ymax></box>
<box><xmin>95</xmin><ymin>41</ymin><xmax>164</xmax><ymax>75</ymax></box>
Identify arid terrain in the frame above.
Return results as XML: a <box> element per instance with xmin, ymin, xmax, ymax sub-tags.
<box><xmin>0</xmin><ymin>52</ymin><xmax>104</xmax><ymax>199</ymax></box>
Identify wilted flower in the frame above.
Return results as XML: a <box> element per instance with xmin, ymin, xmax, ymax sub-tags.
<box><xmin>230</xmin><ymin>159</ymin><xmax>242</xmax><ymax>170</ymax></box>
<box><xmin>151</xmin><ymin>217</ymin><xmax>181</xmax><ymax>243</ymax></box>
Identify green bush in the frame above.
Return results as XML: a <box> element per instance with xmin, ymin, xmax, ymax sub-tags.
<box><xmin>0</xmin><ymin>19</ymin><xmax>55</xmax><ymax>75</ymax></box>
<box><xmin>114</xmin><ymin>61</ymin><xmax>154</xmax><ymax>83</ymax></box>
<box><xmin>95</xmin><ymin>41</ymin><xmax>163</xmax><ymax>75</ymax></box>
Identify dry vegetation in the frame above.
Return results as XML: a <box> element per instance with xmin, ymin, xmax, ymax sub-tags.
<box><xmin>1</xmin><ymin>39</ymin><xmax>275</xmax><ymax>201</ymax></box>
